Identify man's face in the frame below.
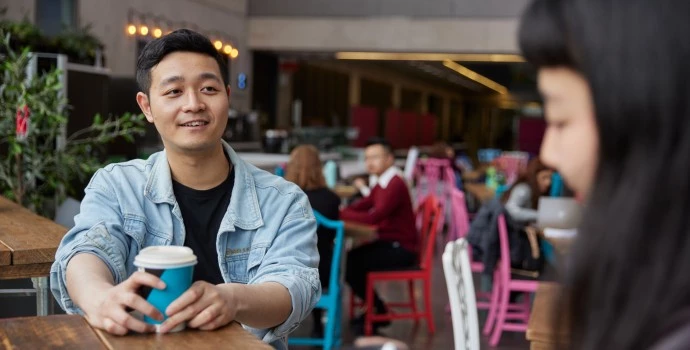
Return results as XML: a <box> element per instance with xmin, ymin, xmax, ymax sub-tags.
<box><xmin>364</xmin><ymin>144</ymin><xmax>394</xmax><ymax>176</ymax></box>
<box><xmin>136</xmin><ymin>51</ymin><xmax>229</xmax><ymax>155</ymax></box>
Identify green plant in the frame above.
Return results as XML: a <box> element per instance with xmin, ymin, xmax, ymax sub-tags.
<box><xmin>0</xmin><ymin>31</ymin><xmax>145</xmax><ymax>217</ymax></box>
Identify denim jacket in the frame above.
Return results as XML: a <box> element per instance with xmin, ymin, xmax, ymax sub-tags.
<box><xmin>50</xmin><ymin>141</ymin><xmax>321</xmax><ymax>349</ymax></box>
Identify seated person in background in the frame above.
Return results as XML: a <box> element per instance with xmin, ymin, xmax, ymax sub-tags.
<box><xmin>341</xmin><ymin>138</ymin><xmax>418</xmax><ymax>332</ymax></box>
<box><xmin>50</xmin><ymin>29</ymin><xmax>319</xmax><ymax>349</ymax></box>
<box><xmin>502</xmin><ymin>157</ymin><xmax>554</xmax><ymax>260</ymax></box>
<box><xmin>502</xmin><ymin>157</ymin><xmax>554</xmax><ymax>224</ymax></box>
<box><xmin>285</xmin><ymin>144</ymin><xmax>341</xmax><ymax>337</ymax></box>
<box><xmin>428</xmin><ymin>141</ymin><xmax>464</xmax><ymax>190</ymax></box>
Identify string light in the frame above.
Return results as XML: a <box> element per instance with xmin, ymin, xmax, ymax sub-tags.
<box><xmin>124</xmin><ymin>10</ymin><xmax>238</xmax><ymax>58</ymax></box>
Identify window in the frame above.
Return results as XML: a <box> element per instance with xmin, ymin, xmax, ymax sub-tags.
<box><xmin>36</xmin><ymin>0</ymin><xmax>78</xmax><ymax>36</ymax></box>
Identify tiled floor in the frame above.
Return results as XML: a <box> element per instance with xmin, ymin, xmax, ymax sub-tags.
<box><xmin>289</xmin><ymin>250</ymin><xmax>533</xmax><ymax>350</ymax></box>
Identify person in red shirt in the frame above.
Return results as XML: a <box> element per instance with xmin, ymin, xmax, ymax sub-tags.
<box><xmin>342</xmin><ymin>138</ymin><xmax>418</xmax><ymax>332</ymax></box>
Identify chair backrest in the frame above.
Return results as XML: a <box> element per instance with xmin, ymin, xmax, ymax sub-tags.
<box><xmin>313</xmin><ymin>210</ymin><xmax>346</xmax><ymax>294</ymax></box>
<box><xmin>449</xmin><ymin>188</ymin><xmax>470</xmax><ymax>241</ymax></box>
<box><xmin>443</xmin><ymin>239</ymin><xmax>481</xmax><ymax>350</ymax></box>
<box><xmin>403</xmin><ymin>146</ymin><xmax>420</xmax><ymax>183</ymax></box>
<box><xmin>496</xmin><ymin>214</ymin><xmax>512</xmax><ymax>283</ymax></box>
<box><xmin>417</xmin><ymin>195</ymin><xmax>443</xmax><ymax>271</ymax></box>
<box><xmin>414</xmin><ymin>158</ymin><xmax>456</xmax><ymax>206</ymax></box>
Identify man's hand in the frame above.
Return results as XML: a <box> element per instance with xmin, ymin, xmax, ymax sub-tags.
<box><xmin>353</xmin><ymin>177</ymin><xmax>367</xmax><ymax>190</ymax></box>
<box><xmin>82</xmin><ymin>271</ymin><xmax>166</xmax><ymax>335</ymax></box>
<box><xmin>158</xmin><ymin>281</ymin><xmax>236</xmax><ymax>333</ymax></box>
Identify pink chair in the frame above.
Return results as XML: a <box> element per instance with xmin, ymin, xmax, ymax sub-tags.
<box><xmin>448</xmin><ymin>188</ymin><xmax>491</xmax><ymax>309</ymax></box>
<box><xmin>413</xmin><ymin>158</ymin><xmax>456</xmax><ymax>235</ymax></box>
<box><xmin>483</xmin><ymin>214</ymin><xmax>538</xmax><ymax>346</ymax></box>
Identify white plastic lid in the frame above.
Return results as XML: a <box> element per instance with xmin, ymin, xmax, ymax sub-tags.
<box><xmin>133</xmin><ymin>246</ymin><xmax>197</xmax><ymax>269</ymax></box>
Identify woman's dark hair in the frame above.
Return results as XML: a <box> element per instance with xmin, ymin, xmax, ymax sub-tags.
<box><xmin>520</xmin><ymin>0</ymin><xmax>690</xmax><ymax>348</ymax></box>
<box><xmin>501</xmin><ymin>157</ymin><xmax>551</xmax><ymax>209</ymax></box>
<box><xmin>136</xmin><ymin>29</ymin><xmax>229</xmax><ymax>94</ymax></box>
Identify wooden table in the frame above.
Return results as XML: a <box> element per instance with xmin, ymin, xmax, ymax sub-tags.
<box><xmin>464</xmin><ymin>183</ymin><xmax>496</xmax><ymax>204</ymax></box>
<box><xmin>526</xmin><ymin>282</ymin><xmax>568</xmax><ymax>349</ymax></box>
<box><xmin>343</xmin><ymin>221</ymin><xmax>377</xmax><ymax>240</ymax></box>
<box><xmin>334</xmin><ymin>185</ymin><xmax>358</xmax><ymax>200</ymax></box>
<box><xmin>0</xmin><ymin>196</ymin><xmax>68</xmax><ymax>315</ymax></box>
<box><xmin>0</xmin><ymin>315</ymin><xmax>272</xmax><ymax>349</ymax></box>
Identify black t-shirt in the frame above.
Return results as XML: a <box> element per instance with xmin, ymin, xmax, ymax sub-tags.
<box><xmin>172</xmin><ymin>167</ymin><xmax>235</xmax><ymax>285</ymax></box>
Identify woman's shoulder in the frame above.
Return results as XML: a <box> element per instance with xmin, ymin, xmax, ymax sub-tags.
<box><xmin>650</xmin><ymin>311</ymin><xmax>690</xmax><ymax>349</ymax></box>
<box><xmin>305</xmin><ymin>187</ymin><xmax>340</xmax><ymax>202</ymax></box>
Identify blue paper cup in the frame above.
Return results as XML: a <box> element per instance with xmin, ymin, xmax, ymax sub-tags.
<box><xmin>134</xmin><ymin>246</ymin><xmax>197</xmax><ymax>332</ymax></box>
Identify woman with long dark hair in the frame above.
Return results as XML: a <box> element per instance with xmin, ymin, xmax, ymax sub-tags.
<box><xmin>519</xmin><ymin>0</ymin><xmax>690</xmax><ymax>348</ymax></box>
<box><xmin>501</xmin><ymin>157</ymin><xmax>553</xmax><ymax>224</ymax></box>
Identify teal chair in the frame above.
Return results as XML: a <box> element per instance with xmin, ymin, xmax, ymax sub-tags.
<box><xmin>288</xmin><ymin>211</ymin><xmax>345</xmax><ymax>350</ymax></box>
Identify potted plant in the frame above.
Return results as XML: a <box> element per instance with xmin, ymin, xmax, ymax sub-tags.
<box><xmin>0</xmin><ymin>31</ymin><xmax>145</xmax><ymax>217</ymax></box>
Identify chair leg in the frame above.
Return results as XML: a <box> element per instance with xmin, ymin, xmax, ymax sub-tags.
<box><xmin>483</xmin><ymin>273</ymin><xmax>501</xmax><ymax>336</ymax></box>
<box><xmin>521</xmin><ymin>292</ymin><xmax>532</xmax><ymax>323</ymax></box>
<box><xmin>325</xmin><ymin>302</ymin><xmax>337</xmax><ymax>350</ymax></box>
<box><xmin>365</xmin><ymin>276</ymin><xmax>375</xmax><ymax>336</ymax></box>
<box><xmin>349</xmin><ymin>291</ymin><xmax>355</xmax><ymax>320</ymax></box>
<box><xmin>408</xmin><ymin>280</ymin><xmax>418</xmax><ymax>317</ymax></box>
<box><xmin>423</xmin><ymin>277</ymin><xmax>436</xmax><ymax>334</ymax></box>
<box><xmin>490</xmin><ymin>282</ymin><xmax>511</xmax><ymax>346</ymax></box>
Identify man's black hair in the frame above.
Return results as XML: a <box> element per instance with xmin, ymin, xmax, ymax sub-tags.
<box><xmin>135</xmin><ymin>29</ymin><xmax>229</xmax><ymax>94</ymax></box>
<box><xmin>366</xmin><ymin>137</ymin><xmax>393</xmax><ymax>155</ymax></box>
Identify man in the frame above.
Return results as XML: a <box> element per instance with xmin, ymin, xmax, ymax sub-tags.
<box><xmin>50</xmin><ymin>29</ymin><xmax>320</xmax><ymax>349</ymax></box>
<box><xmin>340</xmin><ymin>138</ymin><xmax>418</xmax><ymax>332</ymax></box>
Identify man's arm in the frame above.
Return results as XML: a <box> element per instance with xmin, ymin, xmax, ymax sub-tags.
<box><xmin>160</xmin><ymin>190</ymin><xmax>320</xmax><ymax>340</ymax></box>
<box><xmin>159</xmin><ymin>281</ymin><xmax>291</xmax><ymax>332</ymax></box>
<box><xmin>340</xmin><ymin>177</ymin><xmax>406</xmax><ymax>225</ymax></box>
<box><xmin>51</xmin><ymin>169</ymin><xmax>164</xmax><ymax>335</ymax></box>
<box><xmin>66</xmin><ymin>254</ymin><xmax>165</xmax><ymax>334</ymax></box>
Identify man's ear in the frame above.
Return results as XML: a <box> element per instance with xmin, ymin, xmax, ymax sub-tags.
<box><xmin>226</xmin><ymin>85</ymin><xmax>231</xmax><ymax>99</ymax></box>
<box><xmin>136</xmin><ymin>92</ymin><xmax>154</xmax><ymax>123</ymax></box>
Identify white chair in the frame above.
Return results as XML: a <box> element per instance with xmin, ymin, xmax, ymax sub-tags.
<box><xmin>443</xmin><ymin>238</ymin><xmax>481</xmax><ymax>350</ymax></box>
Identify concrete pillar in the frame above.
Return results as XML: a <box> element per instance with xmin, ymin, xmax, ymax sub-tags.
<box><xmin>420</xmin><ymin>91</ymin><xmax>429</xmax><ymax>114</ymax></box>
<box><xmin>348</xmin><ymin>72</ymin><xmax>361</xmax><ymax>106</ymax></box>
<box><xmin>276</xmin><ymin>70</ymin><xmax>293</xmax><ymax>128</ymax></box>
<box><xmin>392</xmin><ymin>84</ymin><xmax>401</xmax><ymax>109</ymax></box>
<box><xmin>442</xmin><ymin>98</ymin><xmax>451</xmax><ymax>140</ymax></box>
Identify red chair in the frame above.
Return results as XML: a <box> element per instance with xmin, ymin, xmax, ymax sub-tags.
<box><xmin>361</xmin><ymin>195</ymin><xmax>443</xmax><ymax>335</ymax></box>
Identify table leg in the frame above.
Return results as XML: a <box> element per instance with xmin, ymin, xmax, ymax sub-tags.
<box><xmin>32</xmin><ymin>277</ymin><xmax>50</xmax><ymax>316</ymax></box>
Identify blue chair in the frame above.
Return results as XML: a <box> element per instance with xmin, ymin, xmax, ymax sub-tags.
<box><xmin>288</xmin><ymin>210</ymin><xmax>345</xmax><ymax>350</ymax></box>
<box><xmin>541</xmin><ymin>172</ymin><xmax>565</xmax><ymax>265</ymax></box>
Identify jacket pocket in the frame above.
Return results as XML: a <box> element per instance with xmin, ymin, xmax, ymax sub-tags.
<box><xmin>226</xmin><ymin>245</ymin><xmax>267</xmax><ymax>283</ymax></box>
<box><xmin>123</xmin><ymin>214</ymin><xmax>171</xmax><ymax>248</ymax></box>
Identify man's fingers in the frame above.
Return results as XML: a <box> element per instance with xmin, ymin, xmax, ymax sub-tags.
<box><xmin>187</xmin><ymin>304</ymin><xmax>221</xmax><ymax>329</ymax></box>
<box><xmin>118</xmin><ymin>292</ymin><xmax>164</xmax><ymax>321</ymax></box>
<box><xmin>127</xmin><ymin>271</ymin><xmax>166</xmax><ymax>290</ymax></box>
<box><xmin>102</xmin><ymin>317</ymin><xmax>128</xmax><ymax>336</ymax></box>
<box><xmin>165</xmin><ymin>284</ymin><xmax>203</xmax><ymax>316</ymax></box>
<box><xmin>111</xmin><ymin>308</ymin><xmax>156</xmax><ymax>334</ymax></box>
<box><xmin>197</xmin><ymin>314</ymin><xmax>227</xmax><ymax>331</ymax></box>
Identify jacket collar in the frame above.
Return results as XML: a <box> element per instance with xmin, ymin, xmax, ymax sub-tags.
<box><xmin>144</xmin><ymin>140</ymin><xmax>264</xmax><ymax>231</ymax></box>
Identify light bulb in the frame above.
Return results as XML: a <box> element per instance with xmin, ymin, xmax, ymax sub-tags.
<box><xmin>139</xmin><ymin>25</ymin><xmax>149</xmax><ymax>36</ymax></box>
<box><xmin>127</xmin><ymin>25</ymin><xmax>136</xmax><ymax>35</ymax></box>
